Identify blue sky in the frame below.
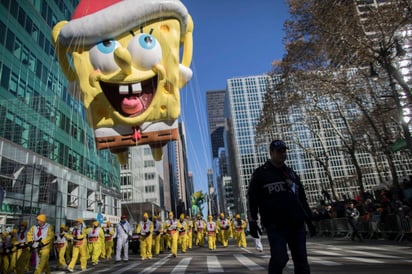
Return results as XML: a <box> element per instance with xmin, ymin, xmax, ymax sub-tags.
<box><xmin>179</xmin><ymin>0</ymin><xmax>290</xmax><ymax>194</ymax></box>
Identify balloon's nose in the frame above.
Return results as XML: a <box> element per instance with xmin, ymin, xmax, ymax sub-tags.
<box><xmin>114</xmin><ymin>47</ymin><xmax>132</xmax><ymax>75</ymax></box>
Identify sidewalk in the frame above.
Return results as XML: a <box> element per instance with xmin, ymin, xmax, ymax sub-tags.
<box><xmin>308</xmin><ymin>235</ymin><xmax>412</xmax><ymax>246</ymax></box>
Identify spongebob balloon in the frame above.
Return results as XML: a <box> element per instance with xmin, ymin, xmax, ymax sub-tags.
<box><xmin>52</xmin><ymin>0</ymin><xmax>193</xmax><ymax>162</ymax></box>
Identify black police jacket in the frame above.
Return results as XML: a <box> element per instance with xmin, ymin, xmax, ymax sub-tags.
<box><xmin>248</xmin><ymin>160</ymin><xmax>312</xmax><ymax>228</ymax></box>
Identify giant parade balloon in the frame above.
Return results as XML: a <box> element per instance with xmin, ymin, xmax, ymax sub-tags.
<box><xmin>52</xmin><ymin>0</ymin><xmax>193</xmax><ymax>162</ymax></box>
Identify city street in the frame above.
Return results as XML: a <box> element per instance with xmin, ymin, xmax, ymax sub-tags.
<box><xmin>50</xmin><ymin>236</ymin><xmax>412</xmax><ymax>274</ymax></box>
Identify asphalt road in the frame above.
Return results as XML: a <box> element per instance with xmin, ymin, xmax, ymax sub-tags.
<box><xmin>48</xmin><ymin>236</ymin><xmax>412</xmax><ymax>274</ymax></box>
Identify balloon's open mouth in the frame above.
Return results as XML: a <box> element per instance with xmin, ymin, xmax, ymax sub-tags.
<box><xmin>100</xmin><ymin>76</ymin><xmax>157</xmax><ymax>117</ymax></box>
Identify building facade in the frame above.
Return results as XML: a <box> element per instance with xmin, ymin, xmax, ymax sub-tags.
<box><xmin>0</xmin><ymin>0</ymin><xmax>121</xmax><ymax>230</ymax></box>
<box><xmin>206</xmin><ymin>90</ymin><xmax>234</xmax><ymax>216</ymax></box>
<box><xmin>225</xmin><ymin>72</ymin><xmax>412</xmax><ymax>210</ymax></box>
<box><xmin>206</xmin><ymin>90</ymin><xmax>226</xmax><ymax>158</ymax></box>
<box><xmin>225</xmin><ymin>75</ymin><xmax>272</xmax><ymax>215</ymax></box>
<box><xmin>119</xmin><ymin>144</ymin><xmax>173</xmax><ymax>226</ymax></box>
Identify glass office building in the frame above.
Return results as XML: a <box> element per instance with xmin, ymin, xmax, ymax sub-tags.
<box><xmin>225</xmin><ymin>75</ymin><xmax>277</xmax><ymax>214</ymax></box>
<box><xmin>0</xmin><ymin>0</ymin><xmax>121</xmax><ymax>229</ymax></box>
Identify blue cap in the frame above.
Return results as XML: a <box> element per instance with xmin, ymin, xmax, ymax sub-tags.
<box><xmin>270</xmin><ymin>140</ymin><xmax>288</xmax><ymax>150</ymax></box>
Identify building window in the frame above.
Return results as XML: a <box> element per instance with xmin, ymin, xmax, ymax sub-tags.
<box><xmin>144</xmin><ymin>173</ymin><xmax>155</xmax><ymax>180</ymax></box>
<box><xmin>1</xmin><ymin>65</ymin><xmax>10</xmax><ymax>89</ymax></box>
<box><xmin>144</xmin><ymin>147</ymin><xmax>151</xmax><ymax>155</ymax></box>
<box><xmin>144</xmin><ymin>160</ymin><xmax>155</xmax><ymax>168</ymax></box>
<box><xmin>121</xmin><ymin>174</ymin><xmax>131</xmax><ymax>185</ymax></box>
<box><xmin>122</xmin><ymin>190</ymin><xmax>132</xmax><ymax>201</ymax></box>
<box><xmin>39</xmin><ymin>174</ymin><xmax>57</xmax><ymax>204</ymax></box>
<box><xmin>0</xmin><ymin>158</ymin><xmax>25</xmax><ymax>194</ymax></box>
<box><xmin>87</xmin><ymin>190</ymin><xmax>95</xmax><ymax>211</ymax></box>
<box><xmin>145</xmin><ymin>185</ymin><xmax>155</xmax><ymax>193</ymax></box>
<box><xmin>67</xmin><ymin>182</ymin><xmax>79</xmax><ymax>208</ymax></box>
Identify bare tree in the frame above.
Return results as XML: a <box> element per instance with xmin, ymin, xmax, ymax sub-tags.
<box><xmin>280</xmin><ymin>0</ymin><xmax>412</xmax><ymax>152</ymax></box>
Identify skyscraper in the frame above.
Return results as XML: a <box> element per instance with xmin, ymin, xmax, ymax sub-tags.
<box><xmin>225</xmin><ymin>75</ymin><xmax>274</xmax><ymax>214</ymax></box>
<box><xmin>206</xmin><ymin>90</ymin><xmax>226</xmax><ymax>159</ymax></box>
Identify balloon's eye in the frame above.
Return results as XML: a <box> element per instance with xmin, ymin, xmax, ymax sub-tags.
<box><xmin>128</xmin><ymin>33</ymin><xmax>162</xmax><ymax>70</ymax></box>
<box><xmin>89</xmin><ymin>39</ymin><xmax>120</xmax><ymax>73</ymax></box>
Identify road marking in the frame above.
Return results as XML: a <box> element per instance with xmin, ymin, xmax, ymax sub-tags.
<box><xmin>345</xmin><ymin>256</ymin><xmax>384</xmax><ymax>264</ymax></box>
<box><xmin>111</xmin><ymin>262</ymin><xmax>141</xmax><ymax>274</ymax></box>
<box><xmin>138</xmin><ymin>255</ymin><xmax>171</xmax><ymax>274</ymax></box>
<box><xmin>309</xmin><ymin>256</ymin><xmax>342</xmax><ymax>266</ymax></box>
<box><xmin>312</xmin><ymin>249</ymin><xmax>385</xmax><ymax>264</ymax></box>
<box><xmin>207</xmin><ymin>255</ymin><xmax>224</xmax><ymax>273</ymax></box>
<box><xmin>171</xmin><ymin>257</ymin><xmax>192</xmax><ymax>274</ymax></box>
<box><xmin>311</xmin><ymin>250</ymin><xmax>342</xmax><ymax>256</ymax></box>
<box><xmin>234</xmin><ymin>253</ymin><xmax>265</xmax><ymax>271</ymax></box>
<box><xmin>346</xmin><ymin>249</ymin><xmax>399</xmax><ymax>259</ymax></box>
<box><xmin>241</xmin><ymin>247</ymin><xmax>251</xmax><ymax>253</ymax></box>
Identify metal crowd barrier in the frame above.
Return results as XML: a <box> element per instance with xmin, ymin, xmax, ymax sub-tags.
<box><xmin>314</xmin><ymin>215</ymin><xmax>412</xmax><ymax>242</ymax></box>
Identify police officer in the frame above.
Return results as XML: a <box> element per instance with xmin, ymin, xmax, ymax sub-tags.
<box><xmin>248</xmin><ymin>140</ymin><xmax>315</xmax><ymax>274</ymax></box>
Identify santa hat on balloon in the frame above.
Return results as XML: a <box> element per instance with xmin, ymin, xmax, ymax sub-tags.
<box><xmin>58</xmin><ymin>0</ymin><xmax>190</xmax><ymax>47</ymax></box>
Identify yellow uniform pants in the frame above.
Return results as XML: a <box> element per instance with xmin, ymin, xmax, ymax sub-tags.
<box><xmin>87</xmin><ymin>241</ymin><xmax>102</xmax><ymax>264</ymax></box>
<box><xmin>16</xmin><ymin>248</ymin><xmax>30</xmax><ymax>272</ymax></box>
<box><xmin>55</xmin><ymin>244</ymin><xmax>67</xmax><ymax>268</ymax></box>
<box><xmin>207</xmin><ymin>232</ymin><xmax>216</xmax><ymax>250</ymax></box>
<box><xmin>140</xmin><ymin>236</ymin><xmax>153</xmax><ymax>259</ymax></box>
<box><xmin>68</xmin><ymin>241</ymin><xmax>88</xmax><ymax>270</ymax></box>
<box><xmin>152</xmin><ymin>234</ymin><xmax>161</xmax><ymax>256</ymax></box>
<box><xmin>105</xmin><ymin>239</ymin><xmax>114</xmax><ymax>259</ymax></box>
<box><xmin>99</xmin><ymin>239</ymin><xmax>106</xmax><ymax>259</ymax></box>
<box><xmin>34</xmin><ymin>248</ymin><xmax>51</xmax><ymax>274</ymax></box>
<box><xmin>229</xmin><ymin>225</ymin><xmax>234</xmax><ymax>239</ymax></box>
<box><xmin>9</xmin><ymin>250</ymin><xmax>17</xmax><ymax>273</ymax></box>
<box><xmin>159</xmin><ymin>234</ymin><xmax>165</xmax><ymax>253</ymax></box>
<box><xmin>186</xmin><ymin>231</ymin><xmax>193</xmax><ymax>249</ymax></box>
<box><xmin>1</xmin><ymin>254</ymin><xmax>12</xmax><ymax>274</ymax></box>
<box><xmin>15</xmin><ymin>248</ymin><xmax>32</xmax><ymax>274</ymax></box>
<box><xmin>65</xmin><ymin>241</ymin><xmax>73</xmax><ymax>263</ymax></box>
<box><xmin>167</xmin><ymin>231</ymin><xmax>179</xmax><ymax>256</ymax></box>
<box><xmin>234</xmin><ymin>230</ymin><xmax>247</xmax><ymax>248</ymax></box>
<box><xmin>220</xmin><ymin>229</ymin><xmax>229</xmax><ymax>247</ymax></box>
<box><xmin>195</xmin><ymin>229</ymin><xmax>205</xmax><ymax>247</ymax></box>
<box><xmin>178</xmin><ymin>233</ymin><xmax>187</xmax><ymax>253</ymax></box>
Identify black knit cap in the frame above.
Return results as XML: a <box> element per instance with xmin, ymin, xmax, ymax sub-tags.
<box><xmin>270</xmin><ymin>140</ymin><xmax>288</xmax><ymax>151</ymax></box>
